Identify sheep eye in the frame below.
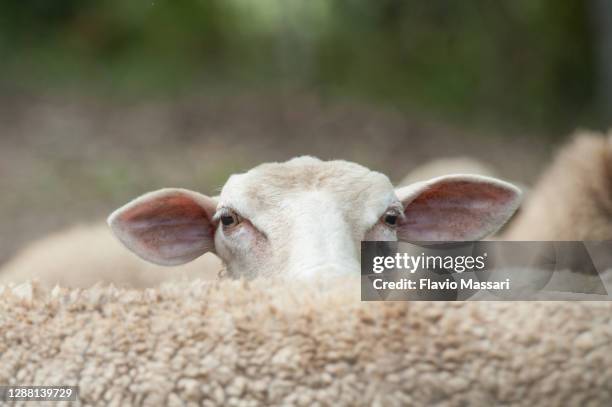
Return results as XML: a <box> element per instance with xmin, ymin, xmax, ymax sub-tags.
<box><xmin>220</xmin><ymin>211</ymin><xmax>240</xmax><ymax>227</ymax></box>
<box><xmin>382</xmin><ymin>211</ymin><xmax>400</xmax><ymax>227</ymax></box>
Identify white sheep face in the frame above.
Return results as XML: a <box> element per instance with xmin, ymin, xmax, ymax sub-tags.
<box><xmin>213</xmin><ymin>157</ymin><xmax>399</xmax><ymax>278</ymax></box>
<box><xmin>108</xmin><ymin>156</ymin><xmax>521</xmax><ymax>279</ymax></box>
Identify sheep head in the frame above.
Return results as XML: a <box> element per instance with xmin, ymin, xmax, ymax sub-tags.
<box><xmin>108</xmin><ymin>156</ymin><xmax>521</xmax><ymax>279</ymax></box>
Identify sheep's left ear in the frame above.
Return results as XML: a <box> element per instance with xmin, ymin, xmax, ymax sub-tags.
<box><xmin>395</xmin><ymin>175</ymin><xmax>521</xmax><ymax>242</ymax></box>
<box><xmin>108</xmin><ymin>188</ymin><xmax>217</xmax><ymax>266</ymax></box>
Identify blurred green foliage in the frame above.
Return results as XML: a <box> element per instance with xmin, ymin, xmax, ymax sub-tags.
<box><xmin>0</xmin><ymin>0</ymin><xmax>598</xmax><ymax>130</ymax></box>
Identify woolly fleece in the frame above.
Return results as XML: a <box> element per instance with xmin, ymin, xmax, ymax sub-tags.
<box><xmin>1</xmin><ymin>279</ymin><xmax>611</xmax><ymax>406</ymax></box>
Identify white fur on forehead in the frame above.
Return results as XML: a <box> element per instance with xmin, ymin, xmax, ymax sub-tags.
<box><xmin>244</xmin><ymin>156</ymin><xmax>389</xmax><ymax>192</ymax></box>
<box><xmin>220</xmin><ymin>156</ymin><xmax>396</xmax><ymax>223</ymax></box>
<box><xmin>223</xmin><ymin>157</ymin><xmax>394</xmax><ymax>203</ymax></box>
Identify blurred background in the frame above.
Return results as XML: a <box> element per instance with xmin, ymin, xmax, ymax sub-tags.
<box><xmin>1</xmin><ymin>0</ymin><xmax>611</xmax><ymax>264</ymax></box>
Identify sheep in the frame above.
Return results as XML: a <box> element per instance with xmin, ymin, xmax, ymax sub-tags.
<box><xmin>6</xmin><ymin>128</ymin><xmax>612</xmax><ymax>289</ymax></box>
<box><xmin>502</xmin><ymin>130</ymin><xmax>612</xmax><ymax>240</ymax></box>
<box><xmin>1</xmin><ymin>278</ymin><xmax>611</xmax><ymax>406</ymax></box>
<box><xmin>1</xmin><ymin>154</ymin><xmax>610</xmax><ymax>406</ymax></box>
<box><xmin>0</xmin><ymin>156</ymin><xmax>521</xmax><ymax>287</ymax></box>
<box><xmin>401</xmin><ymin>131</ymin><xmax>612</xmax><ymax>242</ymax></box>
<box><xmin>396</xmin><ymin>132</ymin><xmax>612</xmax><ymax>285</ymax></box>
<box><xmin>107</xmin><ymin>156</ymin><xmax>520</xmax><ymax>279</ymax></box>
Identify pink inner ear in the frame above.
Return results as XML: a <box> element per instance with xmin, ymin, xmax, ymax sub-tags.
<box><xmin>400</xmin><ymin>180</ymin><xmax>517</xmax><ymax>241</ymax></box>
<box><xmin>116</xmin><ymin>193</ymin><xmax>214</xmax><ymax>264</ymax></box>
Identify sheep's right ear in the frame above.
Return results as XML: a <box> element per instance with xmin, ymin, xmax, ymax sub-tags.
<box><xmin>108</xmin><ymin>188</ymin><xmax>217</xmax><ymax>266</ymax></box>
